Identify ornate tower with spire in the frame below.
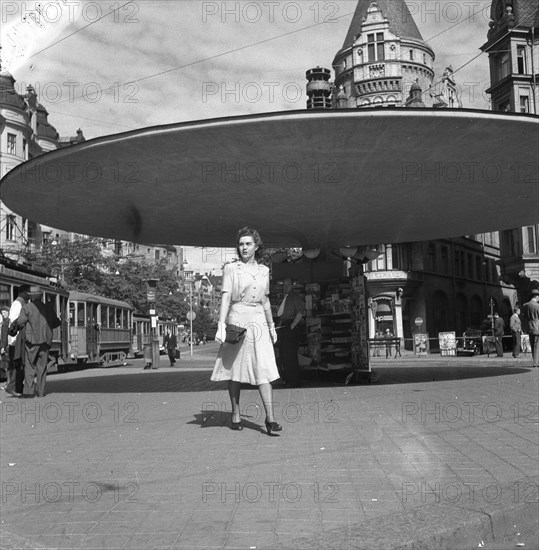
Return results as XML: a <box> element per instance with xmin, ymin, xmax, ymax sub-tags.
<box><xmin>481</xmin><ymin>0</ymin><xmax>538</xmax><ymax>113</ymax></box>
<box><xmin>332</xmin><ymin>0</ymin><xmax>435</xmax><ymax>108</ymax></box>
<box><xmin>481</xmin><ymin>0</ymin><xmax>539</xmax><ymax>298</ymax></box>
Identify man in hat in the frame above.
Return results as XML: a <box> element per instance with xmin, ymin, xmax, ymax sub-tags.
<box><xmin>15</xmin><ymin>286</ymin><xmax>61</xmax><ymax>397</ymax></box>
<box><xmin>276</xmin><ymin>278</ymin><xmax>305</xmax><ymax>387</ymax></box>
<box><xmin>523</xmin><ymin>289</ymin><xmax>539</xmax><ymax>368</ymax></box>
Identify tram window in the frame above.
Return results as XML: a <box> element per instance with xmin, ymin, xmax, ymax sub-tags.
<box><xmin>88</xmin><ymin>303</ymin><xmax>98</xmax><ymax>325</ymax></box>
<box><xmin>77</xmin><ymin>302</ymin><xmax>85</xmax><ymax>327</ymax></box>
<box><xmin>69</xmin><ymin>303</ymin><xmax>76</xmax><ymax>326</ymax></box>
<box><xmin>101</xmin><ymin>306</ymin><xmax>108</xmax><ymax>327</ymax></box>
<box><xmin>0</xmin><ymin>284</ymin><xmax>11</xmax><ymax>309</ymax></box>
<box><xmin>116</xmin><ymin>309</ymin><xmax>123</xmax><ymax>328</ymax></box>
<box><xmin>109</xmin><ymin>307</ymin><xmax>115</xmax><ymax>328</ymax></box>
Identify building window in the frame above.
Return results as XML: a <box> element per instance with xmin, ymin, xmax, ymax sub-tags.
<box><xmin>5</xmin><ymin>215</ymin><xmax>16</xmax><ymax>241</ymax></box>
<box><xmin>367</xmin><ymin>33</ymin><xmax>384</xmax><ymax>62</ymax></box>
<box><xmin>526</xmin><ymin>226</ymin><xmax>538</xmax><ymax>254</ymax></box>
<box><xmin>7</xmin><ymin>134</ymin><xmax>16</xmax><ymax>155</ymax></box>
<box><xmin>440</xmin><ymin>246</ymin><xmax>449</xmax><ymax>273</ymax></box>
<box><xmin>475</xmin><ymin>256</ymin><xmax>482</xmax><ymax>281</ymax></box>
<box><xmin>455</xmin><ymin>250</ymin><xmax>465</xmax><ymax>277</ymax></box>
<box><xmin>409</xmin><ymin>49</ymin><xmax>413</xmax><ymax>60</ymax></box>
<box><xmin>507</xmin><ymin>229</ymin><xmax>519</xmax><ymax>256</ymax></box>
<box><xmin>22</xmin><ymin>139</ymin><xmax>27</xmax><ymax>159</ymax></box>
<box><xmin>517</xmin><ymin>45</ymin><xmax>527</xmax><ymax>74</ymax></box>
<box><xmin>467</xmin><ymin>253</ymin><xmax>474</xmax><ymax>279</ymax></box>
<box><xmin>520</xmin><ymin>95</ymin><xmax>529</xmax><ymax>113</ymax></box>
<box><xmin>498</xmin><ymin>52</ymin><xmax>510</xmax><ymax>80</ymax></box>
<box><xmin>497</xmin><ymin>100</ymin><xmax>510</xmax><ymax>112</ymax></box>
<box><xmin>426</xmin><ymin>243</ymin><xmax>436</xmax><ymax>271</ymax></box>
<box><xmin>155</xmin><ymin>250</ymin><xmax>160</xmax><ymax>261</ymax></box>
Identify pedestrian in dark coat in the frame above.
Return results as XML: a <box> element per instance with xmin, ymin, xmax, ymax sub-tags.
<box><xmin>523</xmin><ymin>289</ymin><xmax>539</xmax><ymax>368</ymax></box>
<box><xmin>164</xmin><ymin>330</ymin><xmax>178</xmax><ymax>366</ymax></box>
<box><xmin>16</xmin><ymin>286</ymin><xmax>61</xmax><ymax>398</ymax></box>
<box><xmin>493</xmin><ymin>313</ymin><xmax>505</xmax><ymax>357</ymax></box>
<box><xmin>509</xmin><ymin>307</ymin><xmax>522</xmax><ymax>358</ymax></box>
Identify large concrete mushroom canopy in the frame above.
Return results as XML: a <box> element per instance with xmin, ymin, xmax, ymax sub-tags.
<box><xmin>1</xmin><ymin>108</ymin><xmax>538</xmax><ymax>248</ymax></box>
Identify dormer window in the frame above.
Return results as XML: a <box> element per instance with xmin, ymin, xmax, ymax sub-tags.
<box><xmin>367</xmin><ymin>33</ymin><xmax>384</xmax><ymax>62</ymax></box>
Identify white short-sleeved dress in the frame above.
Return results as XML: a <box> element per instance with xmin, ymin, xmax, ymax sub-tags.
<box><xmin>210</xmin><ymin>261</ymin><xmax>280</xmax><ymax>385</ymax></box>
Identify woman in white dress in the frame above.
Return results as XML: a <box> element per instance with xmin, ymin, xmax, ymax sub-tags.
<box><xmin>211</xmin><ymin>227</ymin><xmax>282</xmax><ymax>434</ymax></box>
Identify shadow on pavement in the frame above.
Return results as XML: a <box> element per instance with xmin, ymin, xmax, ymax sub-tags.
<box><xmin>188</xmin><ymin>410</ymin><xmax>271</xmax><ymax>434</ymax></box>
<box><xmin>44</xmin><ymin>364</ymin><xmax>533</xmax><ymax>394</ymax></box>
<box><xmin>371</xmin><ymin>365</ymin><xmax>533</xmax><ymax>385</ymax></box>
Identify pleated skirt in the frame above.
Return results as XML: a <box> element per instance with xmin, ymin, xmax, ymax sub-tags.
<box><xmin>211</xmin><ymin>303</ymin><xmax>280</xmax><ymax>385</ymax></box>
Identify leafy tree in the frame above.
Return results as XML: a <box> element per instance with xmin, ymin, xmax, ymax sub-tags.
<box><xmin>192</xmin><ymin>304</ymin><xmax>213</xmax><ymax>337</ymax></box>
<box><xmin>26</xmin><ymin>238</ymin><xmax>188</xmax><ymax>320</ymax></box>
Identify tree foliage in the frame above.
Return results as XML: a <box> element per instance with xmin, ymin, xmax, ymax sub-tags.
<box><xmin>27</xmin><ymin>238</ymin><xmax>187</xmax><ymax>320</ymax></box>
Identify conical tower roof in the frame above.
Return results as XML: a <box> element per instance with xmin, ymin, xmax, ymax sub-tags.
<box><xmin>341</xmin><ymin>0</ymin><xmax>424</xmax><ymax>50</ymax></box>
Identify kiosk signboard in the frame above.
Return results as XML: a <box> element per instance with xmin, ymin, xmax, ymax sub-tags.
<box><xmin>439</xmin><ymin>331</ymin><xmax>457</xmax><ymax>356</ymax></box>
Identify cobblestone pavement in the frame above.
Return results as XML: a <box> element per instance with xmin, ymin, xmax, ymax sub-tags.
<box><xmin>1</xmin><ymin>347</ymin><xmax>537</xmax><ymax>550</ymax></box>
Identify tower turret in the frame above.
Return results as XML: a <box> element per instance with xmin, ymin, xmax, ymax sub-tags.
<box><xmin>305</xmin><ymin>67</ymin><xmax>332</xmax><ymax>110</ymax></box>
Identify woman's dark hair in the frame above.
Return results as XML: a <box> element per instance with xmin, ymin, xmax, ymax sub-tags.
<box><xmin>236</xmin><ymin>226</ymin><xmax>263</xmax><ymax>259</ymax></box>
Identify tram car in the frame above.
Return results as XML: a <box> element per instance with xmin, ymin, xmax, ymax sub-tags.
<box><xmin>68</xmin><ymin>291</ymin><xmax>133</xmax><ymax>366</ymax></box>
<box><xmin>132</xmin><ymin>313</ymin><xmax>151</xmax><ymax>357</ymax></box>
<box><xmin>132</xmin><ymin>314</ymin><xmax>179</xmax><ymax>356</ymax></box>
<box><xmin>0</xmin><ymin>258</ymin><xmax>69</xmax><ymax>374</ymax></box>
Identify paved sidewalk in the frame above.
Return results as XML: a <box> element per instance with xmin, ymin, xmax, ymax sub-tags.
<box><xmin>0</xmin><ymin>353</ymin><xmax>537</xmax><ymax>550</ymax></box>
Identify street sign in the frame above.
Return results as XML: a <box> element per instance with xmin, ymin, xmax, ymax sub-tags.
<box><xmin>414</xmin><ymin>316</ymin><xmax>424</xmax><ymax>326</ymax></box>
<box><xmin>186</xmin><ymin>311</ymin><xmax>196</xmax><ymax>321</ymax></box>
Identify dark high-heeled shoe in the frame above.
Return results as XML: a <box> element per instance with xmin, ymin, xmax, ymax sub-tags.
<box><xmin>265</xmin><ymin>419</ymin><xmax>282</xmax><ymax>435</ymax></box>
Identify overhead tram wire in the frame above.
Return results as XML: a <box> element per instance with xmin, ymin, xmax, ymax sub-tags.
<box><xmin>25</xmin><ymin>0</ymin><xmax>137</xmax><ymax>61</ymax></box>
<box><xmin>418</xmin><ymin>5</ymin><xmax>539</xmax><ymax>102</ymax></box>
<box><xmin>50</xmin><ymin>3</ymin><xmax>493</xmax><ymax>107</ymax></box>
<box><xmin>30</xmin><ymin>3</ymin><xmax>538</xmax><ymax>113</ymax></box>
<box><xmin>45</xmin><ymin>8</ymin><xmax>358</xmax><ymax>106</ymax></box>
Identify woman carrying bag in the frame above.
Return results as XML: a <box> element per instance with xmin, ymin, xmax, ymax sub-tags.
<box><xmin>210</xmin><ymin>227</ymin><xmax>282</xmax><ymax>435</ymax></box>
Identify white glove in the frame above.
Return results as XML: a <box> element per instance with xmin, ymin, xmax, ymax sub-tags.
<box><xmin>216</xmin><ymin>322</ymin><xmax>227</xmax><ymax>344</ymax></box>
<box><xmin>269</xmin><ymin>324</ymin><xmax>278</xmax><ymax>344</ymax></box>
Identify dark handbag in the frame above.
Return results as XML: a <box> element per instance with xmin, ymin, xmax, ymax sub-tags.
<box><xmin>8</xmin><ymin>321</ymin><xmax>19</xmax><ymax>338</ymax></box>
<box><xmin>225</xmin><ymin>324</ymin><xmax>247</xmax><ymax>344</ymax></box>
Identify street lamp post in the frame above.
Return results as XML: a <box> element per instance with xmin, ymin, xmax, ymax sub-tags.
<box><xmin>185</xmin><ymin>280</ymin><xmax>196</xmax><ymax>357</ymax></box>
<box><xmin>146</xmin><ymin>278</ymin><xmax>160</xmax><ymax>369</ymax></box>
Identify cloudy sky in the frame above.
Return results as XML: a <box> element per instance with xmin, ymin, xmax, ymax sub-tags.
<box><xmin>2</xmin><ymin>0</ymin><xmax>494</xmax><ymax>139</ymax></box>
<box><xmin>2</xmin><ymin>0</ymin><xmax>494</xmax><ymax>271</ymax></box>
